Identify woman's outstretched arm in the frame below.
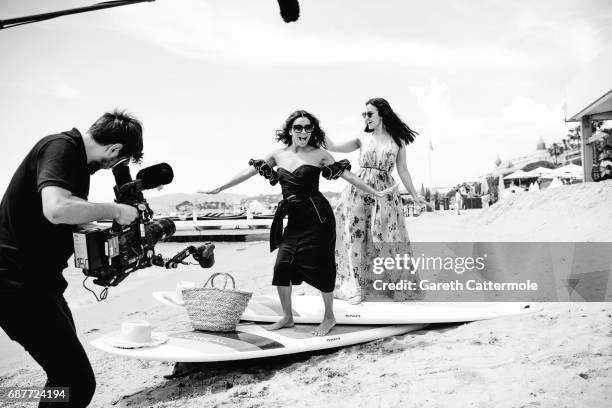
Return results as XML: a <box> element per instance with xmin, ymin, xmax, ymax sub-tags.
<box><xmin>200</xmin><ymin>152</ymin><xmax>277</xmax><ymax>194</ymax></box>
<box><xmin>396</xmin><ymin>145</ymin><xmax>426</xmax><ymax>206</ymax></box>
<box><xmin>320</xmin><ymin>151</ymin><xmax>394</xmax><ymax>197</ymax></box>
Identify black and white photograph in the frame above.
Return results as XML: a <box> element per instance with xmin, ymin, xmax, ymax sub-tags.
<box><xmin>0</xmin><ymin>1</ymin><xmax>611</xmax><ymax>407</ymax></box>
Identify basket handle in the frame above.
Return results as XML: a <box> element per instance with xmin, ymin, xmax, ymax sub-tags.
<box><xmin>202</xmin><ymin>273</ymin><xmax>236</xmax><ymax>290</ymax></box>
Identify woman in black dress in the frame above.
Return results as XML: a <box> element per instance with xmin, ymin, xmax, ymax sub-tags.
<box><xmin>204</xmin><ymin>110</ymin><xmax>393</xmax><ymax>336</ymax></box>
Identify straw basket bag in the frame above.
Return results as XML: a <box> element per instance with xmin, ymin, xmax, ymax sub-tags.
<box><xmin>183</xmin><ymin>273</ymin><xmax>253</xmax><ymax>332</ymax></box>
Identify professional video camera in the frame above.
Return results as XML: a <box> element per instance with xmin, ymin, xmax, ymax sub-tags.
<box><xmin>72</xmin><ymin>161</ymin><xmax>215</xmax><ymax>288</ymax></box>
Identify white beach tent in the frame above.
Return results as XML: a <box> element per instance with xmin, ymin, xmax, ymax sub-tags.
<box><xmin>528</xmin><ymin>182</ymin><xmax>540</xmax><ymax>192</ymax></box>
<box><xmin>548</xmin><ymin>177</ymin><xmax>564</xmax><ymax>189</ymax></box>
<box><xmin>480</xmin><ymin>178</ymin><xmax>489</xmax><ymax>195</ymax></box>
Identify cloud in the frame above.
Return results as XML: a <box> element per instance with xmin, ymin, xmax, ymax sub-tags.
<box><xmin>501</xmin><ymin>96</ymin><xmax>565</xmax><ymax>128</ymax></box>
<box><xmin>47</xmin><ymin>75</ymin><xmax>81</xmax><ymax>99</ymax></box>
<box><xmin>408</xmin><ymin>78</ymin><xmax>573</xmax><ymax>185</ymax></box>
<box><xmin>410</xmin><ymin>78</ymin><xmax>451</xmax><ymax>120</ymax></box>
<box><xmin>0</xmin><ymin>74</ymin><xmax>80</xmax><ymax>100</ymax></box>
<box><xmin>107</xmin><ymin>1</ymin><xmax>534</xmax><ymax>70</ymax></box>
<box><xmin>503</xmin><ymin>1</ymin><xmax>609</xmax><ymax>64</ymax></box>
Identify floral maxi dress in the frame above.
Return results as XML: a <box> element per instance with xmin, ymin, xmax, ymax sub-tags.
<box><xmin>333</xmin><ymin>134</ymin><xmax>421</xmax><ymax>302</ymax></box>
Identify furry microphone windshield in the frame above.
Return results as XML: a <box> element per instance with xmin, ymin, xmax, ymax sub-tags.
<box><xmin>278</xmin><ymin>0</ymin><xmax>300</xmax><ymax>23</ymax></box>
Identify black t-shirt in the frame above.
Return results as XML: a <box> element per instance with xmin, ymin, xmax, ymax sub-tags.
<box><xmin>0</xmin><ymin>129</ymin><xmax>90</xmax><ymax>293</ymax></box>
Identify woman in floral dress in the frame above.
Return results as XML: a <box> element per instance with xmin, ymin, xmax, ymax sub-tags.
<box><xmin>325</xmin><ymin>98</ymin><xmax>426</xmax><ymax>304</ymax></box>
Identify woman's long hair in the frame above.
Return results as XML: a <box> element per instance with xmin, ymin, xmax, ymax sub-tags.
<box><xmin>276</xmin><ymin>110</ymin><xmax>327</xmax><ymax>148</ymax></box>
<box><xmin>364</xmin><ymin>97</ymin><xmax>418</xmax><ymax>147</ymax></box>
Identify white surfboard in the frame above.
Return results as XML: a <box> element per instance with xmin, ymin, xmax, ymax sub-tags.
<box><xmin>241</xmin><ymin>295</ymin><xmax>540</xmax><ymax>324</ymax></box>
<box><xmin>90</xmin><ymin>323</ymin><xmax>425</xmax><ymax>363</ymax></box>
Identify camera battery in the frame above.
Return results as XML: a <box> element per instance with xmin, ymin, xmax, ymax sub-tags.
<box><xmin>73</xmin><ymin>224</ymin><xmax>110</xmax><ymax>272</ymax></box>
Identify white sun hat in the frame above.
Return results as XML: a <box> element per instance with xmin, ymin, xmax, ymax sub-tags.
<box><xmin>151</xmin><ymin>281</ymin><xmax>196</xmax><ymax>307</ymax></box>
<box><xmin>103</xmin><ymin>320</ymin><xmax>167</xmax><ymax>349</ymax></box>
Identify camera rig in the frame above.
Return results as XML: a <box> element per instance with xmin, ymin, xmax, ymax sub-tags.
<box><xmin>72</xmin><ymin>160</ymin><xmax>215</xmax><ymax>289</ymax></box>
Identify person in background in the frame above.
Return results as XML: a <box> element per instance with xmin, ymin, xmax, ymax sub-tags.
<box><xmin>459</xmin><ymin>184</ymin><xmax>468</xmax><ymax>209</ymax></box>
<box><xmin>455</xmin><ymin>189</ymin><xmax>463</xmax><ymax>215</ymax></box>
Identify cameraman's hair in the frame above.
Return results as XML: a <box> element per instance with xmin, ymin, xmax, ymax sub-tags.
<box><xmin>88</xmin><ymin>109</ymin><xmax>144</xmax><ymax>163</ymax></box>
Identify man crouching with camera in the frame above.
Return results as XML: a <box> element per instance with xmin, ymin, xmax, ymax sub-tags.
<box><xmin>0</xmin><ymin>110</ymin><xmax>144</xmax><ymax>407</ymax></box>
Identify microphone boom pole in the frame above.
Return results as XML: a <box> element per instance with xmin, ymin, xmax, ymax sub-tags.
<box><xmin>0</xmin><ymin>0</ymin><xmax>155</xmax><ymax>30</ymax></box>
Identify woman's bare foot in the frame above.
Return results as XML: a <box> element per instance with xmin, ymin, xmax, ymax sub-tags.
<box><xmin>312</xmin><ymin>317</ymin><xmax>336</xmax><ymax>336</ymax></box>
<box><xmin>346</xmin><ymin>295</ymin><xmax>363</xmax><ymax>305</ymax></box>
<box><xmin>266</xmin><ymin>315</ymin><xmax>294</xmax><ymax>331</ymax></box>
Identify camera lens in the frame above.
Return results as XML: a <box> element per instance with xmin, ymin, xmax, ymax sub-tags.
<box><xmin>145</xmin><ymin>218</ymin><xmax>176</xmax><ymax>245</ymax></box>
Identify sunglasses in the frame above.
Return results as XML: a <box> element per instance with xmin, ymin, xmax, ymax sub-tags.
<box><xmin>292</xmin><ymin>124</ymin><xmax>314</xmax><ymax>133</ymax></box>
<box><xmin>362</xmin><ymin>111</ymin><xmax>375</xmax><ymax>118</ymax></box>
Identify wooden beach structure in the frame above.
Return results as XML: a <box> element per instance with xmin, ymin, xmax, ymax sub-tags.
<box><xmin>169</xmin><ymin>217</ymin><xmax>274</xmax><ymax>242</ymax></box>
<box><xmin>565</xmin><ymin>47</ymin><xmax>612</xmax><ymax>182</ymax></box>
<box><xmin>97</xmin><ymin>216</ymin><xmax>275</xmax><ymax>242</ymax></box>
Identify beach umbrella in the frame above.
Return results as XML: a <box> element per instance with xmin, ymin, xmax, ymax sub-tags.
<box><xmin>503</xmin><ymin>169</ymin><xmax>530</xmax><ymax>180</ymax></box>
<box><xmin>564</xmin><ymin>163</ymin><xmax>583</xmax><ymax>178</ymax></box>
<box><xmin>527</xmin><ymin>167</ymin><xmax>553</xmax><ymax>177</ymax></box>
<box><xmin>547</xmin><ymin>164</ymin><xmax>583</xmax><ymax>179</ymax></box>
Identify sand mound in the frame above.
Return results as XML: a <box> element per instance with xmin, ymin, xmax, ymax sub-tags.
<box><xmin>407</xmin><ymin>180</ymin><xmax>612</xmax><ymax>242</ymax></box>
<box><xmin>465</xmin><ymin>180</ymin><xmax>612</xmax><ymax>241</ymax></box>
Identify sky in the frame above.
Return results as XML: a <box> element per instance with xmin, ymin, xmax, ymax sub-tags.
<box><xmin>1</xmin><ymin>0</ymin><xmax>611</xmax><ymax>202</ymax></box>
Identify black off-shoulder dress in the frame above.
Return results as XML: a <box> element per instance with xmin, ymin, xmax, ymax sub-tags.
<box><xmin>249</xmin><ymin>159</ymin><xmax>351</xmax><ymax>293</ymax></box>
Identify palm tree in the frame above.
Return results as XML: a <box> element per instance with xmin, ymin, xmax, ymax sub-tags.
<box><xmin>548</xmin><ymin>143</ymin><xmax>564</xmax><ymax>165</ymax></box>
<box><xmin>562</xmin><ymin>139</ymin><xmax>569</xmax><ymax>150</ymax></box>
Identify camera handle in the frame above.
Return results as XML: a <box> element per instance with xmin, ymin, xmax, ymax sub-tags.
<box><xmin>152</xmin><ymin>243</ymin><xmax>216</xmax><ymax>269</ymax></box>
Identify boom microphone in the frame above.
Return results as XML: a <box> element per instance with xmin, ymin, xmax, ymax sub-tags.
<box><xmin>135</xmin><ymin>162</ymin><xmax>174</xmax><ymax>190</ymax></box>
<box><xmin>117</xmin><ymin>163</ymin><xmax>174</xmax><ymax>200</ymax></box>
<box><xmin>278</xmin><ymin>0</ymin><xmax>299</xmax><ymax>23</ymax></box>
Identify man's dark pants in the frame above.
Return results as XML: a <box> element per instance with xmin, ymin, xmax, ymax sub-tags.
<box><xmin>0</xmin><ymin>285</ymin><xmax>96</xmax><ymax>407</ymax></box>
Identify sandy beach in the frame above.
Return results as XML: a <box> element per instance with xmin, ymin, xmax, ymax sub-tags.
<box><xmin>1</xmin><ymin>181</ymin><xmax>611</xmax><ymax>407</ymax></box>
